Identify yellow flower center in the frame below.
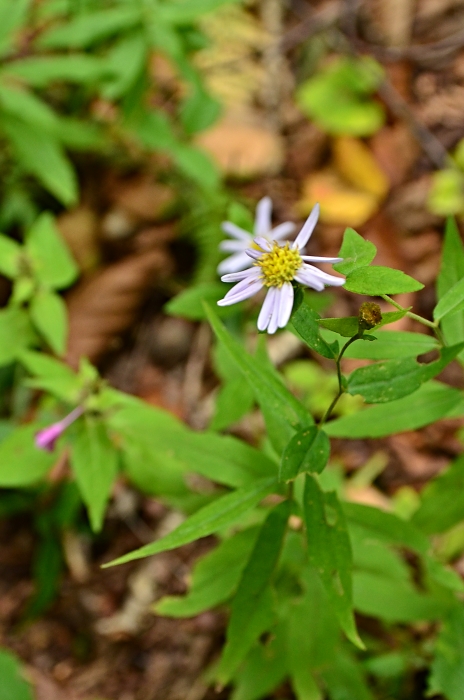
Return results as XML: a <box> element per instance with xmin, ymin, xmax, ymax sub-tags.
<box><xmin>256</xmin><ymin>242</ymin><xmax>302</xmax><ymax>287</ymax></box>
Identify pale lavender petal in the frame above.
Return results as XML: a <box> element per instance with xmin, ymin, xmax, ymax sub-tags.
<box><xmin>270</xmin><ymin>221</ymin><xmax>296</xmax><ymax>241</ymax></box>
<box><xmin>257</xmin><ymin>286</ymin><xmax>278</xmax><ymax>331</ymax></box>
<box><xmin>267</xmin><ymin>289</ymin><xmax>282</xmax><ymax>334</ymax></box>
<box><xmin>221</xmin><ymin>267</ymin><xmax>259</xmax><ymax>283</ymax></box>
<box><xmin>35</xmin><ymin>423</ymin><xmax>64</xmax><ymax>452</ymax></box>
<box><xmin>219</xmin><ymin>239</ymin><xmax>248</xmax><ymax>253</ymax></box>
<box><xmin>218</xmin><ymin>251</ymin><xmax>253</xmax><ymax>275</ymax></box>
<box><xmin>246</xmin><ymin>249</ymin><xmax>262</xmax><ymax>261</ymax></box>
<box><xmin>254</xmin><ymin>197</ymin><xmax>272</xmax><ymax>237</ymax></box>
<box><xmin>294</xmin><ymin>270</ymin><xmax>325</xmax><ymax>291</ymax></box>
<box><xmin>296</xmin><ymin>263</ymin><xmax>345</xmax><ymax>288</ymax></box>
<box><xmin>221</xmin><ymin>221</ymin><xmax>252</xmax><ymax>241</ymax></box>
<box><xmin>253</xmin><ymin>237</ymin><xmax>272</xmax><ymax>252</ymax></box>
<box><xmin>277</xmin><ymin>282</ymin><xmax>294</xmax><ymax>329</ymax></box>
<box><xmin>217</xmin><ymin>277</ymin><xmax>263</xmax><ymax>306</ymax></box>
<box><xmin>301</xmin><ymin>255</ymin><xmax>343</xmax><ymax>263</ymax></box>
<box><xmin>292</xmin><ymin>203</ymin><xmax>320</xmax><ymax>251</ymax></box>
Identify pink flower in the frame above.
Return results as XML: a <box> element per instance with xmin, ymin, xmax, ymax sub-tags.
<box><xmin>35</xmin><ymin>406</ymin><xmax>83</xmax><ymax>452</ymax></box>
<box><xmin>217</xmin><ymin>203</ymin><xmax>345</xmax><ymax>334</ymax></box>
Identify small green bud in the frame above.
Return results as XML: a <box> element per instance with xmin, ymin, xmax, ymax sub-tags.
<box><xmin>358</xmin><ymin>302</ymin><xmax>382</xmax><ymax>330</ymax></box>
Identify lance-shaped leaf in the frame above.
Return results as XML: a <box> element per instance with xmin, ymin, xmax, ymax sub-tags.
<box><xmin>325</xmin><ymin>381</ymin><xmax>464</xmax><ymax>438</ymax></box>
<box><xmin>30</xmin><ymin>289</ymin><xmax>68</xmax><ymax>356</ymax></box>
<box><xmin>434</xmin><ymin>275</ymin><xmax>464</xmax><ymax>322</ymax></box>
<box><xmin>327</xmin><ymin>329</ymin><xmax>439</xmax><ymax>360</ymax></box>
<box><xmin>344</xmin><ymin>266</ymin><xmax>424</xmax><ymax>295</ymax></box>
<box><xmin>346</xmin><ymin>343</ymin><xmax>464</xmax><ymax>403</ymax></box>
<box><xmin>104</xmin><ymin>476</ymin><xmax>278</xmax><ymax>567</ymax></box>
<box><xmin>0</xmin><ymin>234</ymin><xmax>21</xmax><ymax>278</ymax></box>
<box><xmin>344</xmin><ymin>502</ymin><xmax>428</xmax><ymax>554</ymax></box>
<box><xmin>429</xmin><ymin>607</ymin><xmax>464</xmax><ymax>700</ymax></box>
<box><xmin>412</xmin><ymin>453</ymin><xmax>464</xmax><ymax>535</ymax></box>
<box><xmin>333</xmin><ymin>228</ymin><xmax>376</xmax><ymax>275</ymax></box>
<box><xmin>206</xmin><ymin>304</ymin><xmax>312</xmax><ymax>454</ymax></box>
<box><xmin>280</xmin><ymin>426</ymin><xmax>330</xmax><ymax>482</ymax></box>
<box><xmin>303</xmin><ymin>474</ymin><xmax>363</xmax><ymax>648</ymax></box>
<box><xmin>155</xmin><ymin>527</ymin><xmax>259</xmax><ymax>618</ymax></box>
<box><xmin>318</xmin><ymin>310</ymin><xmax>407</xmax><ymax>337</ymax></box>
<box><xmin>436</xmin><ymin>217</ymin><xmax>464</xmax><ymax>351</ymax></box>
<box><xmin>19</xmin><ymin>350</ymin><xmax>80</xmax><ymax>402</ymax></box>
<box><xmin>216</xmin><ymin>500</ymin><xmax>290</xmax><ymax>684</ymax></box>
<box><xmin>290</xmin><ymin>302</ymin><xmax>338</xmax><ymax>360</ymax></box>
<box><xmin>26</xmin><ymin>212</ymin><xmax>78</xmax><ymax>289</ymax></box>
<box><xmin>0</xmin><ymin>423</ymin><xmax>56</xmax><ymax>486</ymax></box>
<box><xmin>70</xmin><ymin>418</ymin><xmax>118</xmax><ymax>532</ymax></box>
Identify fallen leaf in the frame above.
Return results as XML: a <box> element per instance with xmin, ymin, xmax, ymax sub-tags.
<box><xmin>333</xmin><ymin>136</ymin><xmax>389</xmax><ymax>200</ymax></box>
<box><xmin>57</xmin><ymin>206</ymin><xmax>100</xmax><ymax>273</ymax></box>
<box><xmin>195</xmin><ymin>110</ymin><xmax>284</xmax><ymax>178</ymax></box>
<box><xmin>108</xmin><ymin>174</ymin><xmax>176</xmax><ymax>222</ymax></box>
<box><xmin>66</xmin><ymin>250</ymin><xmax>171</xmax><ymax>368</ymax></box>
<box><xmin>299</xmin><ymin>169</ymin><xmax>379</xmax><ymax>226</ymax></box>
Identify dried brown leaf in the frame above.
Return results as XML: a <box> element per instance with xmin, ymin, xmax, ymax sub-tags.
<box><xmin>65</xmin><ymin>250</ymin><xmax>171</xmax><ymax>368</ymax></box>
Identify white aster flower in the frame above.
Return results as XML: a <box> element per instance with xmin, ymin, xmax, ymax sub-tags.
<box><xmin>218</xmin><ymin>196</ymin><xmax>296</xmax><ymax>275</ymax></box>
<box><xmin>217</xmin><ymin>203</ymin><xmax>345</xmax><ymax>334</ymax></box>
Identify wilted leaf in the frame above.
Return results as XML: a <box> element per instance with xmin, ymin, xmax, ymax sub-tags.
<box><xmin>299</xmin><ymin>170</ymin><xmax>379</xmax><ymax>226</ymax></box>
<box><xmin>333</xmin><ymin>137</ymin><xmax>389</xmax><ymax>200</ymax></box>
<box><xmin>66</xmin><ymin>250</ymin><xmax>170</xmax><ymax>367</ymax></box>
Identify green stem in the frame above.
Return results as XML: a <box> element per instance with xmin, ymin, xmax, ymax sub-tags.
<box><xmin>319</xmin><ymin>333</ymin><xmax>361</xmax><ymax>427</ymax></box>
<box><xmin>381</xmin><ymin>295</ymin><xmax>445</xmax><ymax>345</ymax></box>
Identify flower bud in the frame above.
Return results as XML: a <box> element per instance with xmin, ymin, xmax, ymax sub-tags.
<box><xmin>358</xmin><ymin>302</ymin><xmax>382</xmax><ymax>330</ymax></box>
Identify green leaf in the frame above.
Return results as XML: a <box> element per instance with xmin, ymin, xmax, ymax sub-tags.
<box><xmin>303</xmin><ymin>475</ymin><xmax>363</xmax><ymax>648</ymax></box>
<box><xmin>322</xmin><ymin>652</ymin><xmax>374</xmax><ymax>700</ymax></box>
<box><xmin>1</xmin><ymin>115</ymin><xmax>78</xmax><ymax>205</ymax></box>
<box><xmin>103</xmin><ymin>476</ymin><xmax>278</xmax><ymax>567</ymax></box>
<box><xmin>19</xmin><ymin>350</ymin><xmax>80</xmax><ymax>402</ymax></box>
<box><xmin>280</xmin><ymin>426</ymin><xmax>330</xmax><ymax>481</ymax></box>
<box><xmin>333</xmin><ymin>228</ymin><xmax>376</xmax><ymax>275</ymax></box>
<box><xmin>287</xmin><ymin>568</ymin><xmax>338</xmax><ymax>700</ymax></box>
<box><xmin>0</xmin><ymin>307</ymin><xmax>36</xmax><ymax>366</ymax></box>
<box><xmin>346</xmin><ymin>343</ymin><xmax>464</xmax><ymax>403</ymax></box>
<box><xmin>437</xmin><ymin>217</ymin><xmax>464</xmax><ymax>351</ymax></box>
<box><xmin>231</xmin><ymin>628</ymin><xmax>288</xmax><ymax>700</ymax></box>
<box><xmin>0</xmin><ymin>423</ymin><xmax>55</xmax><ymax>486</ymax></box>
<box><xmin>296</xmin><ymin>56</ymin><xmax>385</xmax><ymax>137</ymax></box>
<box><xmin>216</xmin><ymin>501</ymin><xmax>290</xmax><ymax>683</ymax></box>
<box><xmin>344</xmin><ymin>502</ymin><xmax>428</xmax><ymax>554</ymax></box>
<box><xmin>30</xmin><ymin>289</ymin><xmax>68</xmax><ymax>356</ymax></box>
<box><xmin>318</xmin><ymin>310</ymin><xmax>407</xmax><ymax>337</ymax></box>
<box><xmin>26</xmin><ymin>212</ymin><xmax>78</xmax><ymax>289</ymax></box>
<box><xmin>429</xmin><ymin>607</ymin><xmax>464</xmax><ymax>700</ymax></box>
<box><xmin>325</xmin><ymin>381</ymin><xmax>463</xmax><ymax>438</ymax></box>
<box><xmin>159</xmin><ymin>0</ymin><xmax>241</xmax><ymax>23</ymax></box>
<box><xmin>344</xmin><ymin>266</ymin><xmax>424</xmax><ymax>295</ymax></box>
<box><xmin>206</xmin><ymin>304</ymin><xmax>312</xmax><ymax>454</ymax></box>
<box><xmin>38</xmin><ymin>6</ymin><xmax>142</xmax><ymax>48</ymax></box>
<box><xmin>165</xmin><ymin>282</ymin><xmax>237</xmax><ymax>320</ymax></box>
<box><xmin>4</xmin><ymin>54</ymin><xmax>109</xmax><ymax>86</ymax></box>
<box><xmin>353</xmin><ymin>571</ymin><xmax>450</xmax><ymax>622</ymax></box>
<box><xmin>0</xmin><ymin>233</ymin><xmax>21</xmax><ymax>278</ymax></box>
<box><xmin>155</xmin><ymin>527</ymin><xmax>259</xmax><ymax>617</ymax></box>
<box><xmin>0</xmin><ymin>83</ymin><xmax>58</xmax><ymax>131</ymax></box>
<box><xmin>210</xmin><ymin>375</ymin><xmax>255</xmax><ymax>431</ymax></box>
<box><xmin>102</xmin><ymin>30</ymin><xmax>147</xmax><ymax>100</ymax></box>
<box><xmin>0</xmin><ymin>0</ymin><xmax>31</xmax><ymax>55</ymax></box>
<box><xmin>412</xmin><ymin>454</ymin><xmax>464</xmax><ymax>534</ymax></box>
<box><xmin>434</xmin><ymin>275</ymin><xmax>464</xmax><ymax>322</ymax></box>
<box><xmin>171</xmin><ymin>142</ymin><xmax>220</xmax><ymax>190</ymax></box>
<box><xmin>321</xmin><ymin>329</ymin><xmax>439</xmax><ymax>360</ymax></box>
<box><xmin>0</xmin><ymin>648</ymin><xmax>34</xmax><ymax>700</ymax></box>
<box><xmin>70</xmin><ymin>417</ymin><xmax>118</xmax><ymax>532</ymax></box>
<box><xmin>179</xmin><ymin>83</ymin><xmax>221</xmax><ymax>134</ymax></box>
<box><xmin>110</xmin><ymin>400</ymin><xmax>276</xmax><ymax>489</ymax></box>
<box><xmin>290</xmin><ymin>302</ymin><xmax>338</xmax><ymax>360</ymax></box>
